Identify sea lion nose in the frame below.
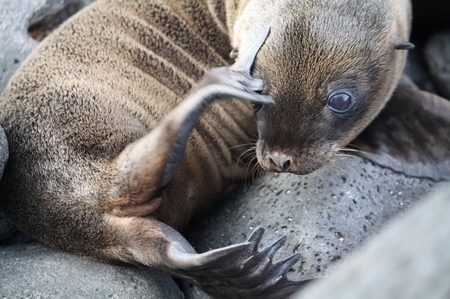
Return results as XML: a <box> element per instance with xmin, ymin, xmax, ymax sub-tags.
<box><xmin>269</xmin><ymin>153</ymin><xmax>292</xmax><ymax>171</ymax></box>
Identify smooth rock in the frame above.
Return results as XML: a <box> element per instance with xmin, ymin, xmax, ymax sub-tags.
<box><xmin>0</xmin><ymin>243</ymin><xmax>184</xmax><ymax>299</ymax></box>
<box><xmin>293</xmin><ymin>184</ymin><xmax>450</xmax><ymax>299</ymax></box>
<box><xmin>184</xmin><ymin>157</ymin><xmax>441</xmax><ymax>298</ymax></box>
<box><xmin>403</xmin><ymin>47</ymin><xmax>437</xmax><ymax>93</ymax></box>
<box><xmin>424</xmin><ymin>31</ymin><xmax>450</xmax><ymax>99</ymax></box>
<box><xmin>0</xmin><ymin>0</ymin><xmax>95</xmax><ymax>94</ymax></box>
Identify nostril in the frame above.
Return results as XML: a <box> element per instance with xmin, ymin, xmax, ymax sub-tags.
<box><xmin>268</xmin><ymin>153</ymin><xmax>292</xmax><ymax>171</ymax></box>
<box><xmin>269</xmin><ymin>157</ymin><xmax>277</xmax><ymax>168</ymax></box>
<box><xmin>282</xmin><ymin>160</ymin><xmax>291</xmax><ymax>171</ymax></box>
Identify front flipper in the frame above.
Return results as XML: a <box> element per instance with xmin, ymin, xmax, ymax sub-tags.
<box><xmin>349</xmin><ymin>84</ymin><xmax>450</xmax><ymax>181</ymax></box>
<box><xmin>105</xmin><ymin>27</ymin><xmax>273</xmax><ymax>216</ymax></box>
<box><xmin>159</xmin><ymin>223</ymin><xmax>311</xmax><ymax>299</ymax></box>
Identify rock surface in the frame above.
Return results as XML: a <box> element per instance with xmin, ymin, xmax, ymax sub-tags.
<box><xmin>424</xmin><ymin>31</ymin><xmax>450</xmax><ymax>99</ymax></box>
<box><xmin>0</xmin><ymin>125</ymin><xmax>7</xmax><ymax>181</ymax></box>
<box><xmin>183</xmin><ymin>157</ymin><xmax>441</xmax><ymax>298</ymax></box>
<box><xmin>0</xmin><ymin>243</ymin><xmax>184</xmax><ymax>299</ymax></box>
<box><xmin>293</xmin><ymin>185</ymin><xmax>450</xmax><ymax>299</ymax></box>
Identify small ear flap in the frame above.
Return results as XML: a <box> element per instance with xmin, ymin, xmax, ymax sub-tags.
<box><xmin>391</xmin><ymin>38</ymin><xmax>415</xmax><ymax>50</ymax></box>
<box><xmin>349</xmin><ymin>83</ymin><xmax>450</xmax><ymax>181</ymax></box>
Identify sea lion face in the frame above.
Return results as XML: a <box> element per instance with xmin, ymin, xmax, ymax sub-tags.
<box><xmin>232</xmin><ymin>0</ymin><xmax>408</xmax><ymax>174</ymax></box>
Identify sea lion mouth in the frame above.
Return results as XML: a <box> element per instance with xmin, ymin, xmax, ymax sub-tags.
<box><xmin>255</xmin><ymin>140</ymin><xmax>334</xmax><ymax>175</ymax></box>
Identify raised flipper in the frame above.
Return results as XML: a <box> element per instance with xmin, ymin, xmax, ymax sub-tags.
<box><xmin>348</xmin><ymin>82</ymin><xmax>450</xmax><ymax>181</ymax></box>
<box><xmin>105</xmin><ymin>27</ymin><xmax>273</xmax><ymax>217</ymax></box>
<box><xmin>101</xmin><ymin>26</ymin><xmax>312</xmax><ymax>298</ymax></box>
<box><xmin>158</xmin><ymin>222</ymin><xmax>311</xmax><ymax>299</ymax></box>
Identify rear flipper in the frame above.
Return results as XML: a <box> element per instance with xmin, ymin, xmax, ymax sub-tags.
<box><xmin>116</xmin><ymin>217</ymin><xmax>311</xmax><ymax>298</ymax></box>
<box><xmin>160</xmin><ymin>222</ymin><xmax>311</xmax><ymax>299</ymax></box>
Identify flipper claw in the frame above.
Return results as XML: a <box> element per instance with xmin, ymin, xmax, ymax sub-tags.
<box><xmin>246</xmin><ymin>226</ymin><xmax>265</xmax><ymax>252</ymax></box>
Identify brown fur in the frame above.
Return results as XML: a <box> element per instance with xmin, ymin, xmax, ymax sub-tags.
<box><xmin>0</xmin><ymin>0</ymin><xmax>252</xmax><ymax>252</ymax></box>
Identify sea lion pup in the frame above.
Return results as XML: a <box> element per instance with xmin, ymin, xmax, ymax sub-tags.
<box><xmin>234</xmin><ymin>0</ymin><xmax>450</xmax><ymax>180</ymax></box>
<box><xmin>0</xmin><ymin>0</ymin><xmax>308</xmax><ymax>298</ymax></box>
<box><xmin>1</xmin><ymin>0</ymin><xmax>449</xmax><ymax>298</ymax></box>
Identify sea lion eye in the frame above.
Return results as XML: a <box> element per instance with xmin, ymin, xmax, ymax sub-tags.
<box><xmin>251</xmin><ymin>102</ymin><xmax>262</xmax><ymax>111</ymax></box>
<box><xmin>328</xmin><ymin>93</ymin><xmax>351</xmax><ymax>112</ymax></box>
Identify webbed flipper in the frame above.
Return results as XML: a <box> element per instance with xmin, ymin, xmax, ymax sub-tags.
<box><xmin>105</xmin><ymin>27</ymin><xmax>273</xmax><ymax>217</ymax></box>
<box><xmin>160</xmin><ymin>223</ymin><xmax>311</xmax><ymax>299</ymax></box>
<box><xmin>349</xmin><ymin>83</ymin><xmax>450</xmax><ymax>181</ymax></box>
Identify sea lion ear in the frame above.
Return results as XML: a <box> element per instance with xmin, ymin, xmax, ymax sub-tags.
<box><xmin>230</xmin><ymin>46</ymin><xmax>239</xmax><ymax>59</ymax></box>
<box><xmin>390</xmin><ymin>38</ymin><xmax>415</xmax><ymax>50</ymax></box>
<box><xmin>348</xmin><ymin>82</ymin><xmax>450</xmax><ymax>181</ymax></box>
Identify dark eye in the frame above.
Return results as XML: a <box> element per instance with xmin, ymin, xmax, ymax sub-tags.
<box><xmin>328</xmin><ymin>93</ymin><xmax>351</xmax><ymax>112</ymax></box>
<box><xmin>251</xmin><ymin>102</ymin><xmax>262</xmax><ymax>111</ymax></box>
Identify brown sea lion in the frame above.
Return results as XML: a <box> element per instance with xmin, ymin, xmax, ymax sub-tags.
<box><xmin>1</xmin><ymin>0</ymin><xmax>449</xmax><ymax>298</ymax></box>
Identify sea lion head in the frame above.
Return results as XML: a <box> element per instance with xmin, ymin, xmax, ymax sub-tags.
<box><xmin>230</xmin><ymin>0</ymin><xmax>412</xmax><ymax>174</ymax></box>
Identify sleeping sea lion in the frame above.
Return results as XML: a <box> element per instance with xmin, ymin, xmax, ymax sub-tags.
<box><xmin>1</xmin><ymin>0</ymin><xmax>450</xmax><ymax>298</ymax></box>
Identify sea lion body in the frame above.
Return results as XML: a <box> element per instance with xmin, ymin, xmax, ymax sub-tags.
<box><xmin>0</xmin><ymin>0</ymin><xmax>249</xmax><ymax>234</ymax></box>
<box><xmin>1</xmin><ymin>0</ymin><xmax>450</xmax><ymax>298</ymax></box>
<box><xmin>0</xmin><ymin>1</ymin><xmax>304</xmax><ymax>297</ymax></box>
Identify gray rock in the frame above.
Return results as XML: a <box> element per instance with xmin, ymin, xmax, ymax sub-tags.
<box><xmin>403</xmin><ymin>48</ymin><xmax>437</xmax><ymax>93</ymax></box>
<box><xmin>0</xmin><ymin>125</ymin><xmax>7</xmax><ymax>181</ymax></box>
<box><xmin>293</xmin><ymin>184</ymin><xmax>450</xmax><ymax>299</ymax></box>
<box><xmin>184</xmin><ymin>157</ymin><xmax>441</xmax><ymax>298</ymax></box>
<box><xmin>424</xmin><ymin>31</ymin><xmax>450</xmax><ymax>99</ymax></box>
<box><xmin>0</xmin><ymin>242</ymin><xmax>184</xmax><ymax>299</ymax></box>
<box><xmin>0</xmin><ymin>0</ymin><xmax>96</xmax><ymax>95</ymax></box>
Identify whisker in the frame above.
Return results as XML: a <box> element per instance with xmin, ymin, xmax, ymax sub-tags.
<box><xmin>229</xmin><ymin>143</ymin><xmax>256</xmax><ymax>150</ymax></box>
<box><xmin>222</xmin><ymin>134</ymin><xmax>258</xmax><ymax>142</ymax></box>
<box><xmin>342</xmin><ymin>144</ymin><xmax>372</xmax><ymax>155</ymax></box>
<box><xmin>237</xmin><ymin>147</ymin><xmax>256</xmax><ymax>164</ymax></box>
<box><xmin>244</xmin><ymin>156</ymin><xmax>258</xmax><ymax>187</ymax></box>
<box><xmin>338</xmin><ymin>147</ymin><xmax>370</xmax><ymax>157</ymax></box>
